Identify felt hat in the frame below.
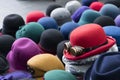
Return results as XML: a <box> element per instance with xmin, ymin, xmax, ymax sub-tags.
<box><xmin>0</xmin><ymin>35</ymin><xmax>15</xmax><ymax>57</ymax></box>
<box><xmin>27</xmin><ymin>54</ymin><xmax>65</xmax><ymax>80</ymax></box>
<box><xmin>78</xmin><ymin>9</ymin><xmax>101</xmax><ymax>25</ymax></box>
<box><xmin>65</xmin><ymin>0</ymin><xmax>81</xmax><ymax>15</ymax></box>
<box><xmin>114</xmin><ymin>15</ymin><xmax>120</xmax><ymax>27</ymax></box>
<box><xmin>103</xmin><ymin>26</ymin><xmax>120</xmax><ymax>51</ymax></box>
<box><xmin>63</xmin><ymin>24</ymin><xmax>116</xmax><ymax>60</ymax></box>
<box><xmin>26</xmin><ymin>10</ymin><xmax>46</xmax><ymax>23</ymax></box>
<box><xmin>44</xmin><ymin>70</ymin><xmax>77</xmax><ymax>80</ymax></box>
<box><xmin>0</xmin><ymin>71</ymin><xmax>32</xmax><ymax>80</ymax></box>
<box><xmin>71</xmin><ymin>6</ymin><xmax>90</xmax><ymax>23</ymax></box>
<box><xmin>6</xmin><ymin>38</ymin><xmax>42</xmax><ymax>71</ymax></box>
<box><xmin>84</xmin><ymin>52</ymin><xmax>120</xmax><ymax>80</ymax></box>
<box><xmin>2</xmin><ymin>14</ymin><xmax>25</xmax><ymax>37</ymax></box>
<box><xmin>39</xmin><ymin>29</ymin><xmax>64</xmax><ymax>55</ymax></box>
<box><xmin>99</xmin><ymin>4</ymin><xmax>120</xmax><ymax>19</ymax></box>
<box><xmin>81</xmin><ymin>0</ymin><xmax>98</xmax><ymax>6</ymax></box>
<box><xmin>46</xmin><ymin>3</ymin><xmax>62</xmax><ymax>16</ymax></box>
<box><xmin>50</xmin><ymin>8</ymin><xmax>72</xmax><ymax>26</ymax></box>
<box><xmin>89</xmin><ymin>1</ymin><xmax>104</xmax><ymax>11</ymax></box>
<box><xmin>37</xmin><ymin>17</ymin><xmax>58</xmax><ymax>30</ymax></box>
<box><xmin>16</xmin><ymin>22</ymin><xmax>45</xmax><ymax>44</ymax></box>
<box><xmin>60</xmin><ymin>21</ymin><xmax>79</xmax><ymax>40</ymax></box>
<box><xmin>93</xmin><ymin>16</ymin><xmax>115</xmax><ymax>27</ymax></box>
<box><xmin>104</xmin><ymin>0</ymin><xmax>120</xmax><ymax>7</ymax></box>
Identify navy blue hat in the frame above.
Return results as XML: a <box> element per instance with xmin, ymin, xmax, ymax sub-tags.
<box><xmin>85</xmin><ymin>52</ymin><xmax>120</xmax><ymax>80</ymax></box>
<box><xmin>37</xmin><ymin>17</ymin><xmax>58</xmax><ymax>30</ymax></box>
<box><xmin>93</xmin><ymin>16</ymin><xmax>115</xmax><ymax>27</ymax></box>
<box><xmin>81</xmin><ymin>0</ymin><xmax>98</xmax><ymax>6</ymax></box>
<box><xmin>60</xmin><ymin>22</ymin><xmax>79</xmax><ymax>40</ymax></box>
<box><xmin>103</xmin><ymin>26</ymin><xmax>120</xmax><ymax>51</ymax></box>
<box><xmin>2</xmin><ymin>14</ymin><xmax>25</xmax><ymax>37</ymax></box>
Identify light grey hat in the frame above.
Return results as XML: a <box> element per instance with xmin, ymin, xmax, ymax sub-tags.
<box><xmin>50</xmin><ymin>8</ymin><xmax>72</xmax><ymax>26</ymax></box>
<box><xmin>65</xmin><ymin>0</ymin><xmax>81</xmax><ymax>15</ymax></box>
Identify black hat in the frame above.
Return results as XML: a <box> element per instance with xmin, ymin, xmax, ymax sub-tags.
<box><xmin>2</xmin><ymin>14</ymin><xmax>25</xmax><ymax>37</ymax></box>
<box><xmin>0</xmin><ymin>35</ymin><xmax>15</xmax><ymax>57</ymax></box>
<box><xmin>93</xmin><ymin>16</ymin><xmax>115</xmax><ymax>27</ymax></box>
<box><xmin>46</xmin><ymin>3</ymin><xmax>62</xmax><ymax>16</ymax></box>
<box><xmin>39</xmin><ymin>29</ymin><xmax>64</xmax><ymax>55</ymax></box>
<box><xmin>104</xmin><ymin>0</ymin><xmax>120</xmax><ymax>7</ymax></box>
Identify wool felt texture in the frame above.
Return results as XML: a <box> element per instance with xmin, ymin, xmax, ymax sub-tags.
<box><xmin>114</xmin><ymin>15</ymin><xmax>120</xmax><ymax>27</ymax></box>
<box><xmin>104</xmin><ymin>0</ymin><xmax>120</xmax><ymax>7</ymax></box>
<box><xmin>81</xmin><ymin>0</ymin><xmax>98</xmax><ymax>6</ymax></box>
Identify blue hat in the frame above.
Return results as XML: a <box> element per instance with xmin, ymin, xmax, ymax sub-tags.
<box><xmin>78</xmin><ymin>9</ymin><xmax>101</xmax><ymax>25</ymax></box>
<box><xmin>60</xmin><ymin>21</ymin><xmax>79</xmax><ymax>40</ymax></box>
<box><xmin>99</xmin><ymin>4</ymin><xmax>120</xmax><ymax>19</ymax></box>
<box><xmin>84</xmin><ymin>52</ymin><xmax>120</xmax><ymax>80</ymax></box>
<box><xmin>114</xmin><ymin>15</ymin><xmax>120</xmax><ymax>27</ymax></box>
<box><xmin>71</xmin><ymin>6</ymin><xmax>90</xmax><ymax>23</ymax></box>
<box><xmin>37</xmin><ymin>17</ymin><xmax>58</xmax><ymax>30</ymax></box>
<box><xmin>103</xmin><ymin>26</ymin><xmax>120</xmax><ymax>50</ymax></box>
<box><xmin>81</xmin><ymin>0</ymin><xmax>98</xmax><ymax>6</ymax></box>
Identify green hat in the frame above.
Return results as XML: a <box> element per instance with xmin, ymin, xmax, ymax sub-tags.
<box><xmin>16</xmin><ymin>22</ymin><xmax>44</xmax><ymax>43</ymax></box>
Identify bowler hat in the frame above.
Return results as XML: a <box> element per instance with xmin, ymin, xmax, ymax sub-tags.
<box><xmin>104</xmin><ymin>0</ymin><xmax>120</xmax><ymax>7</ymax></box>
<box><xmin>81</xmin><ymin>0</ymin><xmax>98</xmax><ymax>6</ymax></box>
<box><xmin>114</xmin><ymin>15</ymin><xmax>120</xmax><ymax>27</ymax></box>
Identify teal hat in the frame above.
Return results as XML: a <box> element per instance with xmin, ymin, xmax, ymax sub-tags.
<box><xmin>44</xmin><ymin>70</ymin><xmax>77</xmax><ymax>80</ymax></box>
<box><xmin>78</xmin><ymin>9</ymin><xmax>101</xmax><ymax>25</ymax></box>
<box><xmin>16</xmin><ymin>22</ymin><xmax>45</xmax><ymax>44</ymax></box>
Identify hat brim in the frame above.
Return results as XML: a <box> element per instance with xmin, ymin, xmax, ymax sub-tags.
<box><xmin>64</xmin><ymin>36</ymin><xmax>115</xmax><ymax>60</ymax></box>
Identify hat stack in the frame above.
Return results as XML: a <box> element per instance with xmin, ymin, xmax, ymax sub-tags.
<box><xmin>63</xmin><ymin>24</ymin><xmax>116</xmax><ymax>79</ymax></box>
<box><xmin>2</xmin><ymin>14</ymin><xmax>25</xmax><ymax>37</ymax></box>
<box><xmin>0</xmin><ymin>35</ymin><xmax>15</xmax><ymax>57</ymax></box>
<box><xmin>6</xmin><ymin>38</ymin><xmax>42</xmax><ymax>71</ymax></box>
<box><xmin>114</xmin><ymin>15</ymin><xmax>120</xmax><ymax>27</ymax></box>
<box><xmin>71</xmin><ymin>6</ymin><xmax>90</xmax><ymax>23</ymax></box>
<box><xmin>81</xmin><ymin>0</ymin><xmax>98</xmax><ymax>6</ymax></box>
<box><xmin>65</xmin><ymin>0</ymin><xmax>81</xmax><ymax>15</ymax></box>
<box><xmin>27</xmin><ymin>54</ymin><xmax>65</xmax><ymax>80</ymax></box>
<box><xmin>93</xmin><ymin>16</ymin><xmax>115</xmax><ymax>27</ymax></box>
<box><xmin>46</xmin><ymin>3</ymin><xmax>62</xmax><ymax>16</ymax></box>
<box><xmin>89</xmin><ymin>1</ymin><xmax>104</xmax><ymax>11</ymax></box>
<box><xmin>44</xmin><ymin>70</ymin><xmax>77</xmax><ymax>80</ymax></box>
<box><xmin>99</xmin><ymin>4</ymin><xmax>120</xmax><ymax>19</ymax></box>
<box><xmin>16</xmin><ymin>22</ymin><xmax>45</xmax><ymax>44</ymax></box>
<box><xmin>60</xmin><ymin>21</ymin><xmax>79</xmax><ymax>40</ymax></box>
<box><xmin>37</xmin><ymin>17</ymin><xmax>58</xmax><ymax>30</ymax></box>
<box><xmin>26</xmin><ymin>10</ymin><xmax>46</xmax><ymax>23</ymax></box>
<box><xmin>84</xmin><ymin>52</ymin><xmax>120</xmax><ymax>80</ymax></box>
<box><xmin>103</xmin><ymin>26</ymin><xmax>120</xmax><ymax>51</ymax></box>
<box><xmin>50</xmin><ymin>8</ymin><xmax>72</xmax><ymax>26</ymax></box>
<box><xmin>78</xmin><ymin>9</ymin><xmax>101</xmax><ymax>25</ymax></box>
<box><xmin>104</xmin><ymin>0</ymin><xmax>120</xmax><ymax>7</ymax></box>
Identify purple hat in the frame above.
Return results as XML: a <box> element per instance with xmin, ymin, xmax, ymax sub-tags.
<box><xmin>114</xmin><ymin>15</ymin><xmax>120</xmax><ymax>27</ymax></box>
<box><xmin>71</xmin><ymin>6</ymin><xmax>90</xmax><ymax>23</ymax></box>
<box><xmin>6</xmin><ymin>38</ymin><xmax>42</xmax><ymax>71</ymax></box>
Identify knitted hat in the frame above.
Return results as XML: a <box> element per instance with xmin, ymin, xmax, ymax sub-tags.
<box><xmin>104</xmin><ymin>0</ymin><xmax>120</xmax><ymax>7</ymax></box>
<box><xmin>65</xmin><ymin>0</ymin><xmax>81</xmax><ymax>15</ymax></box>
<box><xmin>46</xmin><ymin>3</ymin><xmax>62</xmax><ymax>16</ymax></box>
<box><xmin>89</xmin><ymin>1</ymin><xmax>104</xmax><ymax>11</ymax></box>
<box><xmin>93</xmin><ymin>16</ymin><xmax>115</xmax><ymax>27</ymax></box>
<box><xmin>0</xmin><ymin>35</ymin><xmax>15</xmax><ymax>57</ymax></box>
<box><xmin>39</xmin><ymin>29</ymin><xmax>64</xmax><ymax>55</ymax></box>
<box><xmin>0</xmin><ymin>71</ymin><xmax>32</xmax><ymax>80</ymax></box>
<box><xmin>26</xmin><ymin>10</ymin><xmax>46</xmax><ymax>23</ymax></box>
<box><xmin>50</xmin><ymin>8</ymin><xmax>72</xmax><ymax>26</ymax></box>
<box><xmin>44</xmin><ymin>70</ymin><xmax>77</xmax><ymax>80</ymax></box>
<box><xmin>27</xmin><ymin>54</ymin><xmax>65</xmax><ymax>80</ymax></box>
<box><xmin>103</xmin><ymin>26</ymin><xmax>120</xmax><ymax>51</ymax></box>
<box><xmin>2</xmin><ymin>14</ymin><xmax>25</xmax><ymax>37</ymax></box>
<box><xmin>84</xmin><ymin>52</ymin><xmax>120</xmax><ymax>80</ymax></box>
<box><xmin>37</xmin><ymin>17</ymin><xmax>58</xmax><ymax>30</ymax></box>
<box><xmin>64</xmin><ymin>24</ymin><xmax>115</xmax><ymax>60</ymax></box>
<box><xmin>114</xmin><ymin>15</ymin><xmax>120</xmax><ymax>27</ymax></box>
<box><xmin>6</xmin><ymin>38</ymin><xmax>42</xmax><ymax>71</ymax></box>
<box><xmin>60</xmin><ymin>21</ymin><xmax>79</xmax><ymax>40</ymax></box>
<box><xmin>71</xmin><ymin>6</ymin><xmax>90</xmax><ymax>23</ymax></box>
<box><xmin>99</xmin><ymin>4</ymin><xmax>120</xmax><ymax>19</ymax></box>
<box><xmin>81</xmin><ymin>0</ymin><xmax>98</xmax><ymax>6</ymax></box>
<box><xmin>16</xmin><ymin>22</ymin><xmax>45</xmax><ymax>44</ymax></box>
<box><xmin>0</xmin><ymin>55</ymin><xmax>9</xmax><ymax>74</ymax></box>
<box><xmin>78</xmin><ymin>9</ymin><xmax>101</xmax><ymax>25</ymax></box>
